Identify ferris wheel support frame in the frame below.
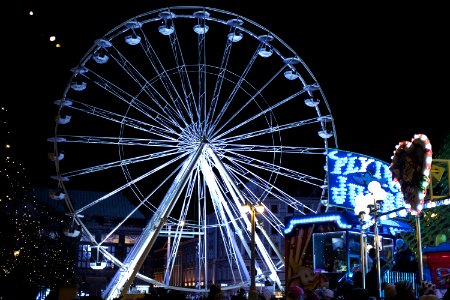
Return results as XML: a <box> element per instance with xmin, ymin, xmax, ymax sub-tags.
<box><xmin>103</xmin><ymin>144</ymin><xmax>206</xmax><ymax>300</ymax></box>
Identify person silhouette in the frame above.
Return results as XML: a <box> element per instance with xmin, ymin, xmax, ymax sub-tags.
<box><xmin>392</xmin><ymin>239</ymin><xmax>417</xmax><ymax>273</ymax></box>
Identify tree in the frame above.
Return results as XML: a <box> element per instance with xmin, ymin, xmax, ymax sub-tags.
<box><xmin>0</xmin><ymin>105</ymin><xmax>78</xmax><ymax>299</ymax></box>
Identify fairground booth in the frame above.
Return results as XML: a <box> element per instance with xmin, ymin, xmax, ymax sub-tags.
<box><xmin>284</xmin><ymin>148</ymin><xmax>415</xmax><ymax>292</ymax></box>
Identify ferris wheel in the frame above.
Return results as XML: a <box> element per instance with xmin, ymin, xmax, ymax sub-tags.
<box><xmin>48</xmin><ymin>6</ymin><xmax>337</xmax><ymax>300</ymax></box>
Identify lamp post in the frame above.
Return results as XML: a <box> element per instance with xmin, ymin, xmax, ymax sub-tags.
<box><xmin>367</xmin><ymin>181</ymin><xmax>386</xmax><ymax>299</ymax></box>
<box><xmin>370</xmin><ymin>199</ymin><xmax>383</xmax><ymax>299</ymax></box>
<box><xmin>354</xmin><ymin>181</ymin><xmax>386</xmax><ymax>299</ymax></box>
<box><xmin>354</xmin><ymin>195</ymin><xmax>371</xmax><ymax>290</ymax></box>
<box><xmin>242</xmin><ymin>201</ymin><xmax>265</xmax><ymax>300</ymax></box>
<box><xmin>355</xmin><ymin>211</ymin><xmax>367</xmax><ymax>289</ymax></box>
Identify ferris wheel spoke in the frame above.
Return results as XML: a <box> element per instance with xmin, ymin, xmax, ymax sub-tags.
<box><xmin>80</xmin><ymin>58</ymin><xmax>184</xmax><ymax>130</ymax></box>
<box><xmin>139</xmin><ymin>23</ymin><xmax>202</xmax><ymax>125</ymax></box>
<box><xmin>139</xmin><ymin>36</ymin><xmax>196</xmax><ymax>125</ymax></box>
<box><xmin>164</xmin><ymin>183</ymin><xmax>195</xmax><ymax>285</ymax></box>
<box><xmin>224</xmin><ymin>151</ymin><xmax>324</xmax><ymax>186</ymax></box>
<box><xmin>219</xmin><ymin>171</ymin><xmax>286</xmax><ymax>232</ymax></box>
<box><xmin>85</xmin><ymin>72</ymin><xmax>184</xmax><ymax>131</ymax></box>
<box><xmin>196</xmin><ymin>18</ymin><xmax>208</xmax><ymax>124</ymax></box>
<box><xmin>98</xmin><ymin>199</ymin><xmax>149</xmax><ymax>247</ymax></box>
<box><xmin>61</xmin><ymin>97</ymin><xmax>179</xmax><ymax>138</ymax></box>
<box><xmin>225</xmin><ymin>164</ymin><xmax>319</xmax><ymax>215</ymax></box>
<box><xmin>131</xmin><ymin>156</ymin><xmax>197</xmax><ymax>217</ymax></box>
<box><xmin>205</xmin><ymin>39</ymin><xmax>234</xmax><ymax>133</ymax></box>
<box><xmin>103</xmin><ymin>37</ymin><xmax>191</xmax><ymax>126</ymax></box>
<box><xmin>208</xmin><ymin>65</ymin><xmax>286</xmax><ymax>138</ymax></box>
<box><xmin>166</xmin><ymin>28</ymin><xmax>198</xmax><ymax>122</ymax></box>
<box><xmin>207</xmin><ymin>52</ymin><xmax>259</xmax><ymax>135</ymax></box>
<box><xmin>205</xmin><ymin>149</ymin><xmax>283</xmax><ymax>284</ymax></box>
<box><xmin>72</xmin><ymin>152</ymin><xmax>190</xmax><ymax>215</ymax></box>
<box><xmin>218</xmin><ymin>116</ymin><xmax>322</xmax><ymax>144</ymax></box>
<box><xmin>206</xmin><ymin>177</ymin><xmax>245</xmax><ymax>283</ymax></box>
<box><xmin>222</xmin><ymin>160</ymin><xmax>324</xmax><ymax>214</ymax></box>
<box><xmin>200</xmin><ymin>156</ymin><xmax>253</xmax><ymax>282</ymax></box>
<box><xmin>221</xmin><ymin>144</ymin><xmax>326</xmax><ymax>154</ymax></box>
<box><xmin>58</xmin><ymin>147</ymin><xmax>182</xmax><ymax>178</ymax></box>
<box><xmin>53</xmin><ymin>135</ymin><xmax>180</xmax><ymax>147</ymax></box>
<box><xmin>211</xmin><ymin>90</ymin><xmax>306</xmax><ymax>142</ymax></box>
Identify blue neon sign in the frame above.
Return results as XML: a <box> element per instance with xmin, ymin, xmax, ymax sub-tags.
<box><xmin>327</xmin><ymin>149</ymin><xmax>406</xmax><ymax>217</ymax></box>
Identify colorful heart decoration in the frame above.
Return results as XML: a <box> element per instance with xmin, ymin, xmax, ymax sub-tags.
<box><xmin>390</xmin><ymin>134</ymin><xmax>432</xmax><ymax>214</ymax></box>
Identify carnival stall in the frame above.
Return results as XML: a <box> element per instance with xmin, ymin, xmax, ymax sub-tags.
<box><xmin>284</xmin><ymin>211</ymin><xmax>413</xmax><ymax>291</ymax></box>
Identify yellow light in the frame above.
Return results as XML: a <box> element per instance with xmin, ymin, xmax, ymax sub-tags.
<box><xmin>13</xmin><ymin>249</ymin><xmax>20</xmax><ymax>257</ymax></box>
<box><xmin>255</xmin><ymin>203</ymin><xmax>265</xmax><ymax>214</ymax></box>
<box><xmin>242</xmin><ymin>202</ymin><xmax>251</xmax><ymax>213</ymax></box>
<box><xmin>242</xmin><ymin>202</ymin><xmax>264</xmax><ymax>214</ymax></box>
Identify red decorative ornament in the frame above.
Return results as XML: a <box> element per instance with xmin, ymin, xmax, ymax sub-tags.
<box><xmin>390</xmin><ymin>134</ymin><xmax>432</xmax><ymax>214</ymax></box>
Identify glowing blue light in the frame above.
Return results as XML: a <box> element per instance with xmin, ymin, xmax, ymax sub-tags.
<box><xmin>284</xmin><ymin>214</ymin><xmax>352</xmax><ymax>234</ymax></box>
<box><xmin>327</xmin><ymin>149</ymin><xmax>404</xmax><ymax>214</ymax></box>
<box><xmin>424</xmin><ymin>198</ymin><xmax>450</xmax><ymax>208</ymax></box>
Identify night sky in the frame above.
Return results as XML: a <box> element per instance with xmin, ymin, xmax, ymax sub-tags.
<box><xmin>5</xmin><ymin>0</ymin><xmax>449</xmax><ymax>185</ymax></box>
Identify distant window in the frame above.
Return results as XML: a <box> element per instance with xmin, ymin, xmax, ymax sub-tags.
<box><xmin>101</xmin><ymin>234</ymin><xmax>120</xmax><ymax>243</ymax></box>
<box><xmin>77</xmin><ymin>244</ymin><xmax>91</xmax><ymax>269</ymax></box>
<box><xmin>105</xmin><ymin>245</ymin><xmax>116</xmax><ymax>268</ymax></box>
<box><xmin>271</xmin><ymin>204</ymin><xmax>278</xmax><ymax>213</ymax></box>
<box><xmin>125</xmin><ymin>235</ymin><xmax>139</xmax><ymax>244</ymax></box>
<box><xmin>126</xmin><ymin>245</ymin><xmax>133</xmax><ymax>255</ymax></box>
<box><xmin>271</xmin><ymin>226</ymin><xmax>278</xmax><ymax>235</ymax></box>
<box><xmin>77</xmin><ymin>244</ymin><xmax>116</xmax><ymax>269</ymax></box>
<box><xmin>80</xmin><ymin>235</ymin><xmax>90</xmax><ymax>242</ymax></box>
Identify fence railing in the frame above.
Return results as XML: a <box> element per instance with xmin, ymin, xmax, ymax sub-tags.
<box><xmin>382</xmin><ymin>270</ymin><xmax>418</xmax><ymax>298</ymax></box>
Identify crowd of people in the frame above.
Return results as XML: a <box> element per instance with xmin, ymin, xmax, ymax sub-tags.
<box><xmin>283</xmin><ymin>278</ymin><xmax>449</xmax><ymax>300</ymax></box>
<box><xmin>281</xmin><ymin>238</ymin><xmax>449</xmax><ymax>300</ymax></box>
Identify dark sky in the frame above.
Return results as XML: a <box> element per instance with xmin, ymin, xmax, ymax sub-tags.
<box><xmin>5</xmin><ymin>0</ymin><xmax>449</xmax><ymax>185</ymax></box>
